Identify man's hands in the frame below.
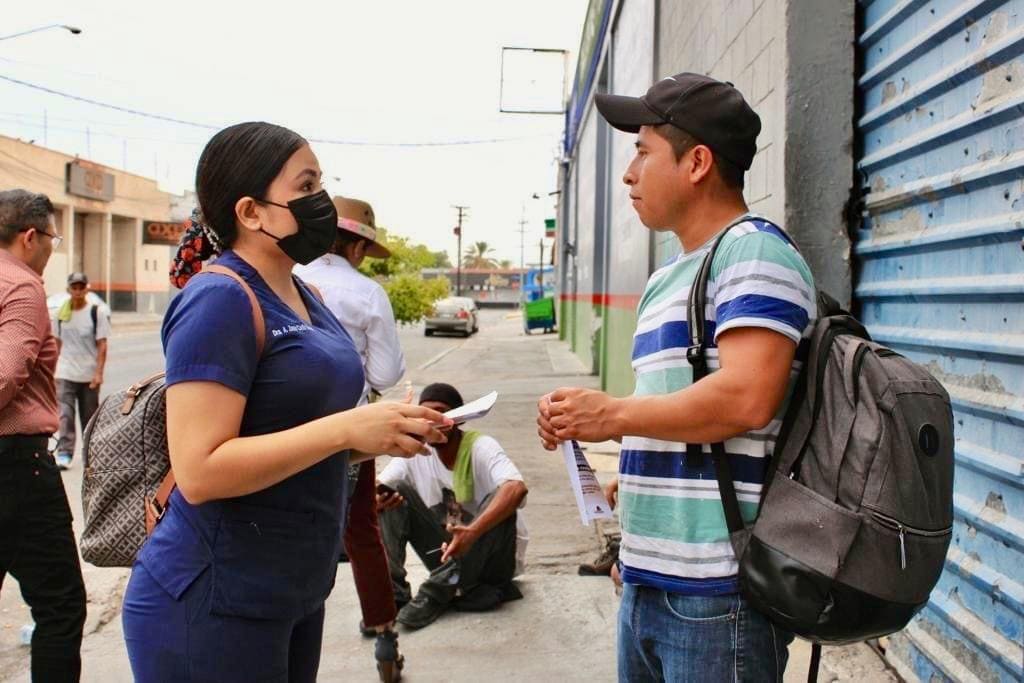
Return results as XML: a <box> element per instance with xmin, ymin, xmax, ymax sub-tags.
<box><xmin>441</xmin><ymin>523</ymin><xmax>481</xmax><ymax>563</ymax></box>
<box><xmin>375</xmin><ymin>484</ymin><xmax>404</xmax><ymax>513</ymax></box>
<box><xmin>604</xmin><ymin>476</ymin><xmax>619</xmax><ymax>510</ymax></box>
<box><xmin>89</xmin><ymin>372</ymin><xmax>103</xmax><ymax>390</ymax></box>
<box><xmin>537</xmin><ymin>387</ymin><xmax>623</xmax><ymax>449</ymax></box>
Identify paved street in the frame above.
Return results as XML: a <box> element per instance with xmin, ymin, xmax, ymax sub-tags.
<box><xmin>0</xmin><ymin>309</ymin><xmax>891</xmax><ymax>682</ymax></box>
<box><xmin>0</xmin><ymin>311</ymin><xmax>495</xmax><ymax>681</ymax></box>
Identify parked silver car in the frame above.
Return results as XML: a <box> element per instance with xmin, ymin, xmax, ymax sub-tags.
<box><xmin>425</xmin><ymin>297</ymin><xmax>479</xmax><ymax>337</ymax></box>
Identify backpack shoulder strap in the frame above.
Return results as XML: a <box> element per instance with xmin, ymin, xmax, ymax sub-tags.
<box><xmin>687</xmin><ymin>216</ymin><xmax>795</xmax><ymax>543</ymax></box>
<box><xmin>149</xmin><ymin>264</ymin><xmax>267</xmax><ymax>529</ymax></box>
<box><xmin>201</xmin><ymin>264</ymin><xmax>266</xmax><ymax>356</ymax></box>
<box><xmin>684</xmin><ymin>214</ymin><xmax>754</xmax><ymax>470</ymax></box>
<box><xmin>90</xmin><ymin>304</ymin><xmax>98</xmax><ymax>337</ymax></box>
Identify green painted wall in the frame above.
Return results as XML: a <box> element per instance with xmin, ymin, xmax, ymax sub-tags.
<box><xmin>559</xmin><ymin>298</ymin><xmax>570</xmax><ymax>343</ymax></box>
<box><xmin>568</xmin><ymin>299</ymin><xmax>595</xmax><ymax>374</ymax></box>
<box><xmin>600</xmin><ymin>305</ymin><xmax>638</xmax><ymax>397</ymax></box>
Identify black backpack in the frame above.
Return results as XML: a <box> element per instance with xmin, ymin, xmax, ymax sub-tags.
<box><xmin>687</xmin><ymin>220</ymin><xmax>954</xmax><ymax>680</ymax></box>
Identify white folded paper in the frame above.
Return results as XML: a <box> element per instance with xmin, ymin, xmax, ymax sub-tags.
<box><xmin>562</xmin><ymin>440</ymin><xmax>615</xmax><ymax>526</ymax></box>
<box><xmin>443</xmin><ymin>391</ymin><xmax>498</xmax><ymax>425</ymax></box>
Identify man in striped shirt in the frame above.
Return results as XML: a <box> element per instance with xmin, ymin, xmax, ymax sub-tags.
<box><xmin>538</xmin><ymin>74</ymin><xmax>815</xmax><ymax>682</ymax></box>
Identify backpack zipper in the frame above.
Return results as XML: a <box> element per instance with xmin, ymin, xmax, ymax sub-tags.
<box><xmin>866</xmin><ymin>507</ymin><xmax>952</xmax><ymax>570</ymax></box>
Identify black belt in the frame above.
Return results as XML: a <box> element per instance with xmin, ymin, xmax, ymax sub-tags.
<box><xmin>0</xmin><ymin>434</ymin><xmax>50</xmax><ymax>452</ymax></box>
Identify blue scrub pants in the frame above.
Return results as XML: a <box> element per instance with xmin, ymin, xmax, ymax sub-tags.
<box><xmin>123</xmin><ymin>563</ymin><xmax>325</xmax><ymax>682</ymax></box>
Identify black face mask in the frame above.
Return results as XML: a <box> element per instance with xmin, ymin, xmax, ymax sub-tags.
<box><xmin>257</xmin><ymin>190</ymin><xmax>338</xmax><ymax>265</ymax></box>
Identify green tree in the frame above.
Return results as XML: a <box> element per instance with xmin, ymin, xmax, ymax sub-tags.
<box><xmin>383</xmin><ymin>274</ymin><xmax>450</xmax><ymax>324</ymax></box>
<box><xmin>498</xmin><ymin>259</ymin><xmax>512</xmax><ymax>269</ymax></box>
<box><xmin>432</xmin><ymin>250</ymin><xmax>453</xmax><ymax>268</ymax></box>
<box><xmin>354</xmin><ymin>228</ymin><xmax>450</xmax><ymax>324</ymax></box>
<box><xmin>359</xmin><ymin>228</ymin><xmax>436</xmax><ymax>279</ymax></box>
<box><xmin>462</xmin><ymin>241</ymin><xmax>497</xmax><ymax>269</ymax></box>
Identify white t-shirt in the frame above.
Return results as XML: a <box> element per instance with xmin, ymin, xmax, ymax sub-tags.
<box><xmin>53</xmin><ymin>304</ymin><xmax>111</xmax><ymax>383</ymax></box>
<box><xmin>378</xmin><ymin>434</ymin><xmax>529</xmax><ymax>575</ymax></box>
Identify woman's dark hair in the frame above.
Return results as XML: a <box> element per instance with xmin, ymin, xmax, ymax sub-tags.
<box><xmin>330</xmin><ymin>231</ymin><xmax>367</xmax><ymax>256</ymax></box>
<box><xmin>169</xmin><ymin>122</ymin><xmax>306</xmax><ymax>287</ymax></box>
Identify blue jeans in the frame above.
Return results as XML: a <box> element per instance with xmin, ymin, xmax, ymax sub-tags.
<box><xmin>618</xmin><ymin>583</ymin><xmax>793</xmax><ymax>682</ymax></box>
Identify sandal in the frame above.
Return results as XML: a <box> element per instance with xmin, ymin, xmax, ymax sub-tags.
<box><xmin>375</xmin><ymin>629</ymin><xmax>405</xmax><ymax>682</ymax></box>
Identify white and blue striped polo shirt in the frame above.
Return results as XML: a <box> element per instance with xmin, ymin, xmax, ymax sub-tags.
<box><xmin>618</xmin><ymin>216</ymin><xmax>816</xmax><ymax>596</ymax></box>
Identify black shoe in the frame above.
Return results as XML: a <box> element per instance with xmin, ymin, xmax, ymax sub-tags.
<box><xmin>498</xmin><ymin>580</ymin><xmax>523</xmax><ymax>603</ymax></box>
<box><xmin>452</xmin><ymin>583</ymin><xmax>503</xmax><ymax>612</ymax></box>
<box><xmin>375</xmin><ymin>629</ymin><xmax>404</xmax><ymax>682</ymax></box>
<box><xmin>397</xmin><ymin>593</ymin><xmax>447</xmax><ymax>630</ymax></box>
<box><xmin>359</xmin><ymin>620</ymin><xmax>376</xmax><ymax>639</ymax></box>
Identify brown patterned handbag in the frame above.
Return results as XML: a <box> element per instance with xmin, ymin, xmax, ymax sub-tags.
<box><xmin>79</xmin><ymin>265</ymin><xmax>265</xmax><ymax>567</ymax></box>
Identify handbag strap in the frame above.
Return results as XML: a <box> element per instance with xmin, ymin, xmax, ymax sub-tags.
<box><xmin>204</xmin><ymin>264</ymin><xmax>266</xmax><ymax>355</ymax></box>
<box><xmin>147</xmin><ymin>264</ymin><xmax>266</xmax><ymax>532</ymax></box>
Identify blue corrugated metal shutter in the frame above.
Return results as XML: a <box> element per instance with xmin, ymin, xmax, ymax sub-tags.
<box><xmin>856</xmin><ymin>1</ymin><xmax>1024</xmax><ymax>681</ymax></box>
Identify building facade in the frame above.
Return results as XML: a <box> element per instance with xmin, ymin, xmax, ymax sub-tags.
<box><xmin>421</xmin><ymin>267</ymin><xmax>527</xmax><ymax>306</ymax></box>
<box><xmin>0</xmin><ymin>135</ymin><xmax>180</xmax><ymax>313</ymax></box>
<box><xmin>556</xmin><ymin>1</ymin><xmax>1023</xmax><ymax>681</ymax></box>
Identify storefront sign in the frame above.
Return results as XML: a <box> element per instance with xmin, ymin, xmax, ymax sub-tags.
<box><xmin>143</xmin><ymin>220</ymin><xmax>186</xmax><ymax>246</ymax></box>
<box><xmin>65</xmin><ymin>162</ymin><xmax>115</xmax><ymax>202</ymax></box>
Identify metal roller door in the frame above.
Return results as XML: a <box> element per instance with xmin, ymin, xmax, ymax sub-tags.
<box><xmin>856</xmin><ymin>1</ymin><xmax>1024</xmax><ymax>680</ymax></box>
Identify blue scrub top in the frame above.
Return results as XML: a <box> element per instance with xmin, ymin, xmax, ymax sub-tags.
<box><xmin>138</xmin><ymin>251</ymin><xmax>365</xmax><ymax>620</ymax></box>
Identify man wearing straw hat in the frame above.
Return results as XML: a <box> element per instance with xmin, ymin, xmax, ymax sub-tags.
<box><xmin>295</xmin><ymin>196</ymin><xmax>407</xmax><ymax>681</ymax></box>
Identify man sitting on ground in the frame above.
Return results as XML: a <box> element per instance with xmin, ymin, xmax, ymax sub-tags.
<box><xmin>377</xmin><ymin>382</ymin><xmax>528</xmax><ymax>630</ymax></box>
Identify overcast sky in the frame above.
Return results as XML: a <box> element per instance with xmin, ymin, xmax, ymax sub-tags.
<box><xmin>2</xmin><ymin>1</ymin><xmax>588</xmax><ymax>264</ymax></box>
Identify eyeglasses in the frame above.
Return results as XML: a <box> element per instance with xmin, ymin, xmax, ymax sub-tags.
<box><xmin>19</xmin><ymin>226</ymin><xmax>63</xmax><ymax>248</ymax></box>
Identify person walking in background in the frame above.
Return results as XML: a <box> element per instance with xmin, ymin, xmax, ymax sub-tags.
<box><xmin>0</xmin><ymin>189</ymin><xmax>87</xmax><ymax>682</ymax></box>
<box><xmin>52</xmin><ymin>271</ymin><xmax>110</xmax><ymax>470</ymax></box>
<box><xmin>295</xmin><ymin>196</ymin><xmax>408</xmax><ymax>681</ymax></box>
<box><xmin>121</xmin><ymin>121</ymin><xmax>451</xmax><ymax>683</ymax></box>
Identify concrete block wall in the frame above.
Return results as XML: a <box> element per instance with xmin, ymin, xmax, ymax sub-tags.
<box><xmin>570</xmin><ymin>108</ymin><xmax>599</xmax><ymax>372</ymax></box>
<box><xmin>602</xmin><ymin>0</ymin><xmax>656</xmax><ymax>397</ymax></box>
<box><xmin>656</xmin><ymin>0</ymin><xmax>787</xmax><ymax>264</ymax></box>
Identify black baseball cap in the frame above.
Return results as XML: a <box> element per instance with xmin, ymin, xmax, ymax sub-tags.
<box><xmin>419</xmin><ymin>383</ymin><xmax>464</xmax><ymax>411</ymax></box>
<box><xmin>67</xmin><ymin>272</ymin><xmax>88</xmax><ymax>285</ymax></box>
<box><xmin>594</xmin><ymin>73</ymin><xmax>761</xmax><ymax>171</ymax></box>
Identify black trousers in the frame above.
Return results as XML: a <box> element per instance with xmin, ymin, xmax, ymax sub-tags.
<box><xmin>379</xmin><ymin>483</ymin><xmax>517</xmax><ymax>605</ymax></box>
<box><xmin>0</xmin><ymin>437</ymin><xmax>87</xmax><ymax>682</ymax></box>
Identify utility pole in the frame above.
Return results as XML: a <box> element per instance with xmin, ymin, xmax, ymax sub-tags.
<box><xmin>538</xmin><ymin>238</ymin><xmax>545</xmax><ymax>290</ymax></box>
<box><xmin>453</xmin><ymin>205</ymin><xmax>469</xmax><ymax>296</ymax></box>
<box><xmin>518</xmin><ymin>203</ymin><xmax>528</xmax><ymax>304</ymax></box>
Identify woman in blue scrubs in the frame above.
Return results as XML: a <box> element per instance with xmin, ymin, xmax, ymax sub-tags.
<box><xmin>121</xmin><ymin>121</ymin><xmax>450</xmax><ymax>682</ymax></box>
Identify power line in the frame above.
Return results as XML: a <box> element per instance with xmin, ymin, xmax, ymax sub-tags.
<box><xmin>0</xmin><ymin>74</ymin><xmax>556</xmax><ymax>148</ymax></box>
<box><xmin>0</xmin><ymin>74</ymin><xmax>219</xmax><ymax>130</ymax></box>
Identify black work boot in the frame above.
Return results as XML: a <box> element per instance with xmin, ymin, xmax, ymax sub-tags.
<box><xmin>375</xmin><ymin>629</ymin><xmax>404</xmax><ymax>682</ymax></box>
<box><xmin>396</xmin><ymin>592</ymin><xmax>448</xmax><ymax>630</ymax></box>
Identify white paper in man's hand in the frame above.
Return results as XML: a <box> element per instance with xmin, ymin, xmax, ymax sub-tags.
<box><xmin>444</xmin><ymin>391</ymin><xmax>498</xmax><ymax>425</ymax></box>
<box><xmin>562</xmin><ymin>440</ymin><xmax>615</xmax><ymax>526</ymax></box>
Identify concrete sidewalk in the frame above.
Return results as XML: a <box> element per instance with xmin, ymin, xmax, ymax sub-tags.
<box><xmin>1</xmin><ymin>313</ymin><xmax>894</xmax><ymax>682</ymax></box>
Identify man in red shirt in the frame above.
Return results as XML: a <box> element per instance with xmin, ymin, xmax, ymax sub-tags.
<box><xmin>0</xmin><ymin>189</ymin><xmax>87</xmax><ymax>682</ymax></box>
